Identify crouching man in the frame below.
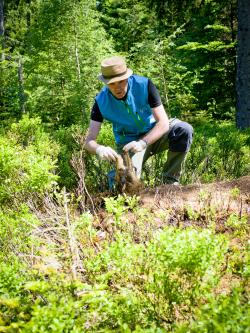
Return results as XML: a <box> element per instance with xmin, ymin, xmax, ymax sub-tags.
<box><xmin>85</xmin><ymin>56</ymin><xmax>193</xmax><ymax>186</ymax></box>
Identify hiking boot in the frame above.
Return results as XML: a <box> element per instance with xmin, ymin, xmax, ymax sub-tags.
<box><xmin>162</xmin><ymin>175</ymin><xmax>180</xmax><ymax>186</ymax></box>
<box><xmin>171</xmin><ymin>181</ymin><xmax>180</xmax><ymax>186</ymax></box>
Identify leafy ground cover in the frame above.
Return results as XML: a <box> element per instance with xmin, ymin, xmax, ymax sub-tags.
<box><xmin>0</xmin><ymin>179</ymin><xmax>249</xmax><ymax>332</ymax></box>
<box><xmin>0</xmin><ymin>117</ymin><xmax>249</xmax><ymax>332</ymax></box>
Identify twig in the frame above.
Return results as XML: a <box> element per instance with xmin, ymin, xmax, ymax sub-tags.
<box><xmin>71</xmin><ymin>132</ymin><xmax>98</xmax><ymax>217</ymax></box>
<box><xmin>63</xmin><ymin>187</ymin><xmax>83</xmax><ymax>280</ymax></box>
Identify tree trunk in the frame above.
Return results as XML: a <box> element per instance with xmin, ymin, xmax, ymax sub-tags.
<box><xmin>236</xmin><ymin>0</ymin><xmax>250</xmax><ymax>129</ymax></box>
<box><xmin>0</xmin><ymin>0</ymin><xmax>3</xmax><ymax>36</ymax></box>
<box><xmin>74</xmin><ymin>20</ymin><xmax>81</xmax><ymax>81</ymax></box>
<box><xmin>18</xmin><ymin>56</ymin><xmax>26</xmax><ymax>114</ymax></box>
<box><xmin>0</xmin><ymin>0</ymin><xmax>4</xmax><ymax>61</ymax></box>
<box><xmin>75</xmin><ymin>42</ymin><xmax>81</xmax><ymax>80</ymax></box>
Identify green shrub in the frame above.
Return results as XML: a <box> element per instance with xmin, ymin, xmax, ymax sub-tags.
<box><xmin>0</xmin><ymin>222</ymin><xmax>247</xmax><ymax>333</ymax></box>
<box><xmin>52</xmin><ymin>125</ymin><xmax>81</xmax><ymax>190</ymax></box>
<box><xmin>182</xmin><ymin>122</ymin><xmax>250</xmax><ymax>184</ymax></box>
<box><xmin>0</xmin><ymin>115</ymin><xmax>59</xmax><ymax>206</ymax></box>
<box><xmin>0</xmin><ymin>262</ymin><xmax>32</xmax><ymax>331</ymax></box>
<box><xmin>0</xmin><ymin>206</ymin><xmax>40</xmax><ymax>262</ymax></box>
<box><xmin>175</xmin><ymin>288</ymin><xmax>250</xmax><ymax>333</ymax></box>
<box><xmin>84</xmin><ymin>228</ymin><xmax>228</xmax><ymax>330</ymax></box>
<box><xmin>0</xmin><ymin>263</ymin><xmax>83</xmax><ymax>333</ymax></box>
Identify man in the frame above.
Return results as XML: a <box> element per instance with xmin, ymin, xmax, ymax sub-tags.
<box><xmin>85</xmin><ymin>56</ymin><xmax>193</xmax><ymax>186</ymax></box>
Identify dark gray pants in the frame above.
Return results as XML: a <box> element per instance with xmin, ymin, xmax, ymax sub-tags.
<box><xmin>130</xmin><ymin>118</ymin><xmax>193</xmax><ymax>183</ymax></box>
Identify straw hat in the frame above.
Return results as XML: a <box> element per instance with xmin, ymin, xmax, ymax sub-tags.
<box><xmin>98</xmin><ymin>56</ymin><xmax>133</xmax><ymax>84</ymax></box>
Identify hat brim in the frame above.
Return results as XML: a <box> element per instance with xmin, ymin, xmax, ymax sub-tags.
<box><xmin>98</xmin><ymin>68</ymin><xmax>133</xmax><ymax>84</ymax></box>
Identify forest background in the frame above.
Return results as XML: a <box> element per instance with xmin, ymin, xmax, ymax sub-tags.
<box><xmin>0</xmin><ymin>0</ymin><xmax>249</xmax><ymax>332</ymax></box>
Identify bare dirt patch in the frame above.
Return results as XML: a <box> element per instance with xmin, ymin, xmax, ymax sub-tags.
<box><xmin>140</xmin><ymin>176</ymin><xmax>250</xmax><ymax>215</ymax></box>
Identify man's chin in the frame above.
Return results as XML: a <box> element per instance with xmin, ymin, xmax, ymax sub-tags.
<box><xmin>115</xmin><ymin>93</ymin><xmax>125</xmax><ymax>99</ymax></box>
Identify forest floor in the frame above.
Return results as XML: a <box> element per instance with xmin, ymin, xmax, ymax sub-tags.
<box><xmin>141</xmin><ymin>175</ymin><xmax>250</xmax><ymax>212</ymax></box>
<box><xmin>134</xmin><ymin>175</ymin><xmax>250</xmax><ymax>234</ymax></box>
<box><xmin>3</xmin><ymin>176</ymin><xmax>248</xmax><ymax>332</ymax></box>
<box><xmin>90</xmin><ymin>176</ymin><xmax>250</xmax><ymax>299</ymax></box>
<box><xmin>93</xmin><ymin>176</ymin><xmax>249</xmax><ymax>244</ymax></box>
<box><xmin>27</xmin><ymin>175</ymin><xmax>250</xmax><ymax>285</ymax></box>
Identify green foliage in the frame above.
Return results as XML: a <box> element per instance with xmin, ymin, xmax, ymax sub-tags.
<box><xmin>104</xmin><ymin>194</ymin><xmax>139</xmax><ymax>222</ymax></box>
<box><xmin>175</xmin><ymin>288</ymin><xmax>250</xmax><ymax>333</ymax></box>
<box><xmin>0</xmin><ymin>190</ymin><xmax>248</xmax><ymax>332</ymax></box>
<box><xmin>225</xmin><ymin>213</ymin><xmax>248</xmax><ymax>231</ymax></box>
<box><xmin>0</xmin><ymin>206</ymin><xmax>40</xmax><ymax>263</ymax></box>
<box><xmin>0</xmin><ymin>1</ymin><xmax>249</xmax><ymax>332</ymax></box>
<box><xmin>145</xmin><ymin>229</ymin><xmax>227</xmax><ymax>308</ymax></box>
<box><xmin>0</xmin><ymin>0</ymin><xmax>31</xmax><ymax>123</ymax></box>
<box><xmin>0</xmin><ymin>262</ymin><xmax>34</xmax><ymax>331</ymax></box>
<box><xmin>0</xmin><ymin>263</ymin><xmax>82</xmax><ymax>332</ymax></box>
<box><xmin>83</xmin><ymin>122</ymin><xmax>117</xmax><ymax>192</ymax></box>
<box><xmin>0</xmin><ymin>241</ymin><xmax>247</xmax><ymax>332</ymax></box>
<box><xmin>98</xmin><ymin>0</ymin><xmax>152</xmax><ymax>52</ymax></box>
<box><xmin>24</xmin><ymin>0</ymin><xmax>114</xmax><ymax>128</ymax></box>
<box><xmin>0</xmin><ymin>59</ymin><xmax>20</xmax><ymax>124</ymax></box>
<box><xmin>0</xmin><ymin>115</ymin><xmax>59</xmax><ymax>206</ymax></box>
<box><xmin>0</xmin><ymin>227</ymin><xmax>230</xmax><ymax>332</ymax></box>
<box><xmin>53</xmin><ymin>125</ymin><xmax>83</xmax><ymax>189</ymax></box>
<box><xmin>2</xmin><ymin>0</ymin><xmax>114</xmax><ymax>128</ymax></box>
<box><xmin>182</xmin><ymin>122</ymin><xmax>250</xmax><ymax>184</ymax></box>
<box><xmin>84</xmin><ymin>228</ymin><xmax>227</xmax><ymax>329</ymax></box>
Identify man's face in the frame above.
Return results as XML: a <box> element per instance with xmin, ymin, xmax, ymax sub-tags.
<box><xmin>107</xmin><ymin>79</ymin><xmax>128</xmax><ymax>99</ymax></box>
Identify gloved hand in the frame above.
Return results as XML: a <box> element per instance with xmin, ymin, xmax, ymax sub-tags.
<box><xmin>96</xmin><ymin>145</ymin><xmax>118</xmax><ymax>161</ymax></box>
<box><xmin>123</xmin><ymin>140</ymin><xmax>147</xmax><ymax>153</ymax></box>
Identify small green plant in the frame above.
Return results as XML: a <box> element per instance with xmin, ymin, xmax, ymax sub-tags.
<box><xmin>184</xmin><ymin>205</ymin><xmax>200</xmax><ymax>220</ymax></box>
<box><xmin>104</xmin><ymin>194</ymin><xmax>140</xmax><ymax>223</ymax></box>
<box><xmin>225</xmin><ymin>213</ymin><xmax>248</xmax><ymax>230</ymax></box>
<box><xmin>104</xmin><ymin>195</ymin><xmax>127</xmax><ymax>223</ymax></box>
<box><xmin>230</xmin><ymin>187</ymin><xmax>241</xmax><ymax>199</ymax></box>
<box><xmin>123</xmin><ymin>194</ymin><xmax>140</xmax><ymax>210</ymax></box>
<box><xmin>198</xmin><ymin>189</ymin><xmax>210</xmax><ymax>202</ymax></box>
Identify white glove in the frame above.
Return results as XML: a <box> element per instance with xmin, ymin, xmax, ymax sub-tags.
<box><xmin>123</xmin><ymin>140</ymin><xmax>147</xmax><ymax>153</ymax></box>
<box><xmin>96</xmin><ymin>145</ymin><xmax>118</xmax><ymax>161</ymax></box>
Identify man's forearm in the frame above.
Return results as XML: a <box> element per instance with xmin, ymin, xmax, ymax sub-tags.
<box><xmin>84</xmin><ymin>120</ymin><xmax>103</xmax><ymax>154</ymax></box>
<box><xmin>84</xmin><ymin>140</ymin><xmax>100</xmax><ymax>154</ymax></box>
<box><xmin>142</xmin><ymin>120</ymin><xmax>169</xmax><ymax>145</ymax></box>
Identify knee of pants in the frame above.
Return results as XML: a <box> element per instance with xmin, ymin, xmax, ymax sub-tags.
<box><xmin>168</xmin><ymin>121</ymin><xmax>193</xmax><ymax>152</ymax></box>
